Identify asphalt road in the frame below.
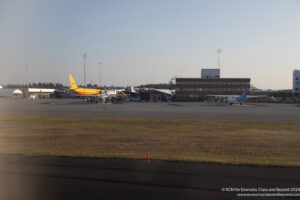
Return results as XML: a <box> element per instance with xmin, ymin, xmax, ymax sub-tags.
<box><xmin>0</xmin><ymin>154</ymin><xmax>299</xmax><ymax>200</ymax></box>
<box><xmin>0</xmin><ymin>98</ymin><xmax>300</xmax><ymax>122</ymax></box>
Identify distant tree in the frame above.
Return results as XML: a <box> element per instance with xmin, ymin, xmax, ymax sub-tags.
<box><xmin>4</xmin><ymin>82</ymin><xmax>67</xmax><ymax>89</ymax></box>
<box><xmin>139</xmin><ymin>83</ymin><xmax>174</xmax><ymax>89</ymax></box>
<box><xmin>55</xmin><ymin>83</ymin><xmax>64</xmax><ymax>89</ymax></box>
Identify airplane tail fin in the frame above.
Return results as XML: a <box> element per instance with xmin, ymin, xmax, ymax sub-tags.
<box><xmin>241</xmin><ymin>85</ymin><xmax>249</xmax><ymax>98</ymax></box>
<box><xmin>69</xmin><ymin>74</ymin><xmax>78</xmax><ymax>90</ymax></box>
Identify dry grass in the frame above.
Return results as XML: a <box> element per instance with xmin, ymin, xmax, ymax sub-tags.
<box><xmin>0</xmin><ymin>115</ymin><xmax>300</xmax><ymax>166</ymax></box>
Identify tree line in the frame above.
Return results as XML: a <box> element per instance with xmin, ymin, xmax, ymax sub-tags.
<box><xmin>3</xmin><ymin>82</ymin><xmax>175</xmax><ymax>90</ymax></box>
<box><xmin>4</xmin><ymin>83</ymin><xmax>65</xmax><ymax>89</ymax></box>
<box><xmin>139</xmin><ymin>83</ymin><xmax>175</xmax><ymax>89</ymax></box>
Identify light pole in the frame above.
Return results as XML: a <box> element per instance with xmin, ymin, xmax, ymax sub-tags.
<box><xmin>82</xmin><ymin>53</ymin><xmax>87</xmax><ymax>86</ymax></box>
<box><xmin>25</xmin><ymin>64</ymin><xmax>28</xmax><ymax>88</ymax></box>
<box><xmin>217</xmin><ymin>49</ymin><xmax>222</xmax><ymax>69</ymax></box>
<box><xmin>99</xmin><ymin>62</ymin><xmax>102</xmax><ymax>88</ymax></box>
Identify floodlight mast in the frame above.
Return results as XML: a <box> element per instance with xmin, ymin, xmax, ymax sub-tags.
<box><xmin>99</xmin><ymin>62</ymin><xmax>102</xmax><ymax>88</ymax></box>
<box><xmin>25</xmin><ymin>64</ymin><xmax>28</xmax><ymax>88</ymax></box>
<box><xmin>217</xmin><ymin>49</ymin><xmax>222</xmax><ymax>69</ymax></box>
<box><xmin>82</xmin><ymin>53</ymin><xmax>87</xmax><ymax>86</ymax></box>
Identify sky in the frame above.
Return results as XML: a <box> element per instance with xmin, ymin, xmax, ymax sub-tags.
<box><xmin>1</xmin><ymin>0</ymin><xmax>300</xmax><ymax>89</ymax></box>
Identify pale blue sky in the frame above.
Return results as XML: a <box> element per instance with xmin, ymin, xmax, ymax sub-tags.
<box><xmin>1</xmin><ymin>0</ymin><xmax>300</xmax><ymax>89</ymax></box>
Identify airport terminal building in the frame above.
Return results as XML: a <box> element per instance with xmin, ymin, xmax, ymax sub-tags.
<box><xmin>175</xmin><ymin>69</ymin><xmax>250</xmax><ymax>101</ymax></box>
<box><xmin>293</xmin><ymin>69</ymin><xmax>300</xmax><ymax>96</ymax></box>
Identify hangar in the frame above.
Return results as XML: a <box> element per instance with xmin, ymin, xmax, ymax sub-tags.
<box><xmin>12</xmin><ymin>89</ymin><xmax>23</xmax><ymax>98</ymax></box>
<box><xmin>28</xmin><ymin>88</ymin><xmax>55</xmax><ymax>99</ymax></box>
<box><xmin>0</xmin><ymin>89</ymin><xmax>23</xmax><ymax>98</ymax></box>
<box><xmin>139</xmin><ymin>89</ymin><xmax>173</xmax><ymax>102</ymax></box>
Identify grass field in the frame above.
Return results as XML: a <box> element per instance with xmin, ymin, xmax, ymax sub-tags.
<box><xmin>1</xmin><ymin>115</ymin><xmax>300</xmax><ymax>166</ymax></box>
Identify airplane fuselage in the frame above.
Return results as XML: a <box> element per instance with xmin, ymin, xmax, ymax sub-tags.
<box><xmin>70</xmin><ymin>87</ymin><xmax>102</xmax><ymax>95</ymax></box>
<box><xmin>227</xmin><ymin>95</ymin><xmax>246</xmax><ymax>105</ymax></box>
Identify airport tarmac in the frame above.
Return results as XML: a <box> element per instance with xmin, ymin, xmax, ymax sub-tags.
<box><xmin>1</xmin><ymin>99</ymin><xmax>300</xmax><ymax>199</ymax></box>
<box><xmin>0</xmin><ymin>98</ymin><xmax>300</xmax><ymax>122</ymax></box>
<box><xmin>0</xmin><ymin>154</ymin><xmax>299</xmax><ymax>200</ymax></box>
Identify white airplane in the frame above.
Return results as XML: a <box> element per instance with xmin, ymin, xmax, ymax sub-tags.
<box><xmin>208</xmin><ymin>86</ymin><xmax>257</xmax><ymax>105</ymax></box>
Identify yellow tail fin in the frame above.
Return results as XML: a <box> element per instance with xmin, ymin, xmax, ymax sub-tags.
<box><xmin>69</xmin><ymin>74</ymin><xmax>78</xmax><ymax>89</ymax></box>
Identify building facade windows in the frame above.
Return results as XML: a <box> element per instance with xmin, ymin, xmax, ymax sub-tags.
<box><xmin>175</xmin><ymin>78</ymin><xmax>250</xmax><ymax>101</ymax></box>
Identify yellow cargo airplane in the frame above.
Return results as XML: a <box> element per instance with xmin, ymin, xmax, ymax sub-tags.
<box><xmin>69</xmin><ymin>74</ymin><xmax>105</xmax><ymax>101</ymax></box>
